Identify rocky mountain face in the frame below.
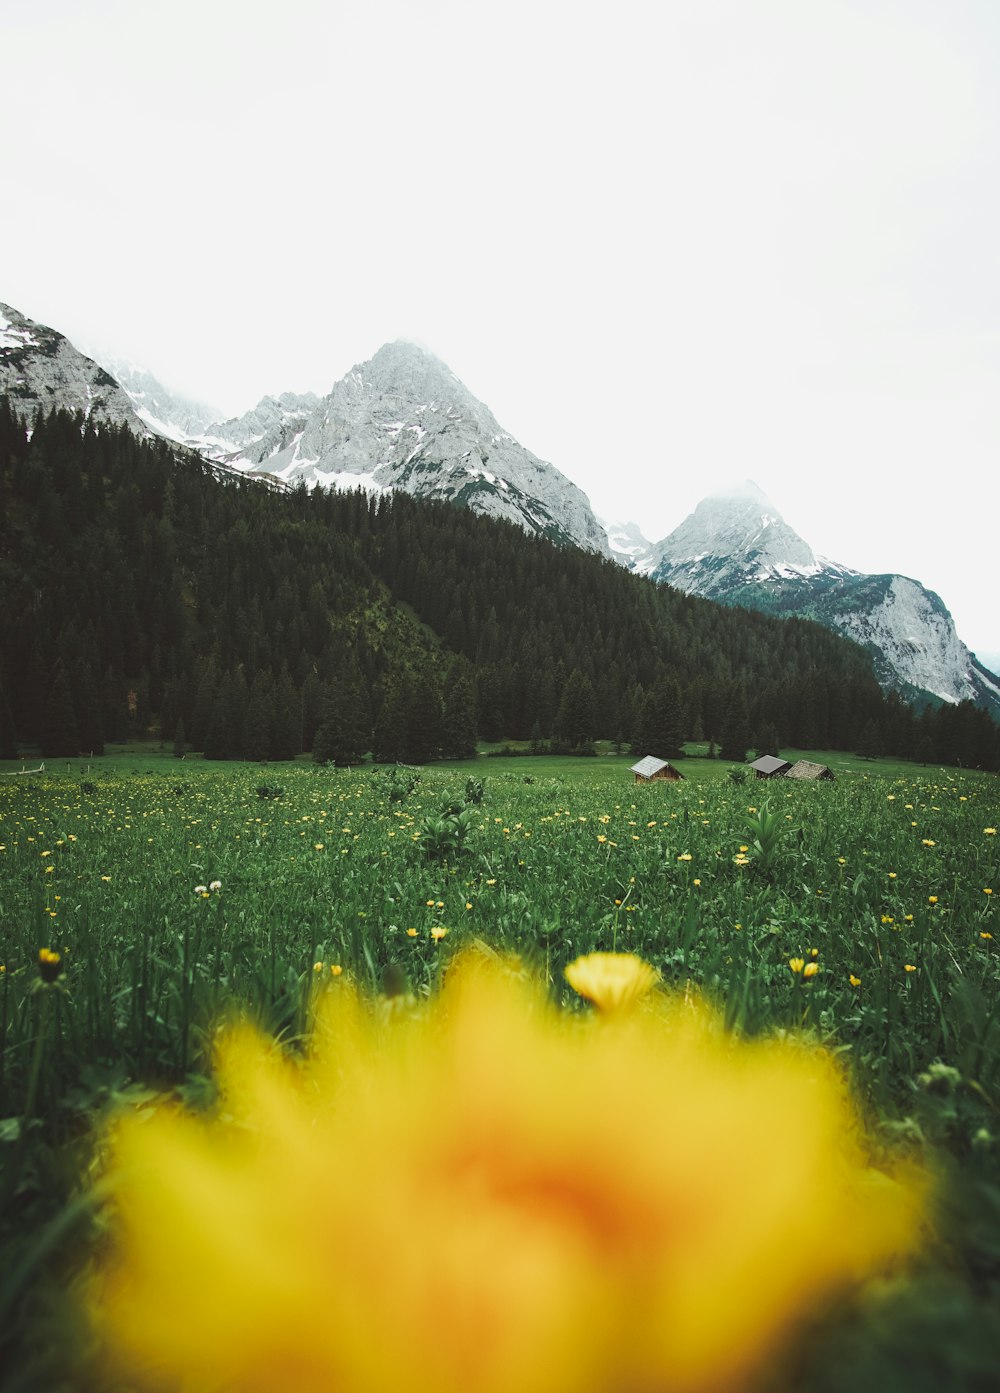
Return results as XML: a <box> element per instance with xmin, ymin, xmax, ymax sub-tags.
<box><xmin>195</xmin><ymin>340</ymin><xmax>610</xmax><ymax>556</ymax></box>
<box><xmin>0</xmin><ymin>305</ymin><xmax>608</xmax><ymax>557</ymax></box>
<box><xmin>640</xmin><ymin>481</ymin><xmax>1000</xmax><ymax>715</ymax></box>
<box><xmin>0</xmin><ymin>303</ymin><xmax>144</xmax><ymax>431</ymax></box>
<box><xmin>85</xmin><ymin>354</ymin><xmax>221</xmax><ymax>442</ymax></box>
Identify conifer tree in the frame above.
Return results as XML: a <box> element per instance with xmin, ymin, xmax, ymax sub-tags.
<box><xmin>39</xmin><ymin>663</ymin><xmax>80</xmax><ymax>757</ymax></box>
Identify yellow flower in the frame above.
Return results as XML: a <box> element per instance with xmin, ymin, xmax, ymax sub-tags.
<box><xmin>921</xmin><ymin>840</ymin><xmax>936</xmax><ymax>848</ymax></box>
<box><xmin>88</xmin><ymin>955</ymin><xmax>927</xmax><ymax>1393</ymax></box>
<box><xmin>802</xmin><ymin>962</ymin><xmax>820</xmax><ymax>979</ymax></box>
<box><xmin>564</xmin><ymin>953</ymin><xmax>658</xmax><ymax>1014</ymax></box>
<box><xmin>904</xmin><ymin>964</ymin><xmax>917</xmax><ymax>973</ymax></box>
<box><xmin>928</xmin><ymin>896</ymin><xmax>938</xmax><ymax>905</ymax></box>
<box><xmin>984</xmin><ymin>889</ymin><xmax>993</xmax><ymax>896</ymax></box>
<box><xmin>430</xmin><ymin>926</ymin><xmax>448</xmax><ymax>942</ymax></box>
<box><xmin>38</xmin><ymin>947</ymin><xmax>62</xmax><ymax>982</ymax></box>
<box><xmin>980</xmin><ymin>932</ymin><xmax>993</xmax><ymax>941</ymax></box>
<box><xmin>849</xmin><ymin>975</ymin><xmax>862</xmax><ymax>988</ymax></box>
<box><xmin>788</xmin><ymin>959</ymin><xmax>805</xmax><ymax>975</ymax></box>
<box><xmin>406</xmin><ymin>928</ymin><xmax>419</xmax><ymax>938</ymax></box>
<box><xmin>985</xmin><ymin>828</ymin><xmax>997</xmax><ymax>836</ymax></box>
<box><xmin>597</xmin><ymin>835</ymin><xmax>607</xmax><ymax>844</ymax></box>
<box><xmin>677</xmin><ymin>853</ymin><xmax>692</xmax><ymax>862</ymax></box>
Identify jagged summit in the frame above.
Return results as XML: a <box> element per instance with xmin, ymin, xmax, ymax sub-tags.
<box><xmin>360</xmin><ymin>339</ymin><xmax>466</xmax><ymax>398</ymax></box>
<box><xmin>196</xmin><ymin>340</ymin><xmax>610</xmax><ymax>556</ymax></box>
<box><xmin>649</xmin><ymin>480</ymin><xmax>828</xmax><ymax>581</ymax></box>
<box><xmin>644</xmin><ymin>483</ymin><xmax>998</xmax><ymax>715</ymax></box>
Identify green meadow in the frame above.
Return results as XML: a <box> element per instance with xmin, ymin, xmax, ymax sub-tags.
<box><xmin>1</xmin><ymin>750</ymin><xmax>999</xmax><ymax>1388</ymax></box>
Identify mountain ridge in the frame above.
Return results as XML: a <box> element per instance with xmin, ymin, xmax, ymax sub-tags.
<box><xmin>633</xmin><ymin>481</ymin><xmax>1000</xmax><ymax>716</ymax></box>
<box><xmin>2</xmin><ymin>299</ymin><xmax>995</xmax><ymax>718</ymax></box>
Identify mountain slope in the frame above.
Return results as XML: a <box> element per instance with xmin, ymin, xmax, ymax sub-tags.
<box><xmin>0</xmin><ymin>303</ymin><xmax>144</xmax><ymax>431</ymax></box>
<box><xmin>647</xmin><ymin>481</ymin><xmax>1000</xmax><ymax>715</ymax></box>
<box><xmin>197</xmin><ymin>340</ymin><xmax>610</xmax><ymax>555</ymax></box>
<box><xmin>84</xmin><ymin>354</ymin><xmax>222</xmax><ymax>441</ymax></box>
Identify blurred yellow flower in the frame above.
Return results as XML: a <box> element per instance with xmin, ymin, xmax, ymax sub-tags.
<box><xmin>802</xmin><ymin>962</ymin><xmax>820</xmax><ymax>979</ymax></box>
<box><xmin>89</xmin><ymin>954</ymin><xmax>928</xmax><ymax>1393</ymax></box>
<box><xmin>564</xmin><ymin>952</ymin><xmax>658</xmax><ymax>1014</ymax></box>
<box><xmin>788</xmin><ymin>958</ymin><xmax>805</xmax><ymax>975</ymax></box>
<box><xmin>849</xmin><ymin>975</ymin><xmax>862</xmax><ymax>988</ymax></box>
<box><xmin>38</xmin><ymin>947</ymin><xmax>62</xmax><ymax>982</ymax></box>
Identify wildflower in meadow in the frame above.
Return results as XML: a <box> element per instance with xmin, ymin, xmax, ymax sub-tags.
<box><xmin>564</xmin><ymin>952</ymin><xmax>658</xmax><ymax>1013</ymax></box>
<box><xmin>38</xmin><ymin>947</ymin><xmax>62</xmax><ymax>983</ymax></box>
<box><xmin>788</xmin><ymin>958</ymin><xmax>805</xmax><ymax>975</ymax></box>
<box><xmin>88</xmin><ymin>949</ymin><xmax>926</xmax><ymax>1393</ymax></box>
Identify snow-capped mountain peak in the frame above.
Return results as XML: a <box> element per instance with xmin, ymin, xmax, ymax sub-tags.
<box><xmin>643</xmin><ymin>482</ymin><xmax>998</xmax><ymax>715</ymax></box>
<box><xmin>194</xmin><ymin>340</ymin><xmax>609</xmax><ymax>556</ymax></box>
<box><xmin>651</xmin><ymin>480</ymin><xmax>823</xmax><ymax>578</ymax></box>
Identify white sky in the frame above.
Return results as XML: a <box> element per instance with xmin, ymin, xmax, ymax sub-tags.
<box><xmin>3</xmin><ymin>0</ymin><xmax>999</xmax><ymax>664</ymax></box>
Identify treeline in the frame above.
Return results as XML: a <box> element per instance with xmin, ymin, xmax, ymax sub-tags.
<box><xmin>1</xmin><ymin>399</ymin><xmax>997</xmax><ymax>770</ymax></box>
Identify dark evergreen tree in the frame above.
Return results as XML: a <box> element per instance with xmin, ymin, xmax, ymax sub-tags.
<box><xmin>39</xmin><ymin>663</ymin><xmax>80</xmax><ymax>757</ymax></box>
<box><xmin>441</xmin><ymin>660</ymin><xmax>478</xmax><ymax>760</ymax></box>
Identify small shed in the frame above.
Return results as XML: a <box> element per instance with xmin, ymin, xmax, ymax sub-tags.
<box><xmin>630</xmin><ymin>755</ymin><xmax>684</xmax><ymax>784</ymax></box>
<box><xmin>786</xmin><ymin>760</ymin><xmax>834</xmax><ymax>781</ymax></box>
<box><xmin>749</xmin><ymin>754</ymin><xmax>792</xmax><ymax>779</ymax></box>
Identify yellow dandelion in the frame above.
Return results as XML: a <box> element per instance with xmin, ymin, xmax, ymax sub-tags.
<box><xmin>88</xmin><ymin>951</ymin><xmax>928</xmax><ymax>1393</ymax></box>
<box><xmin>430</xmin><ymin>926</ymin><xmax>448</xmax><ymax>942</ymax></box>
<box><xmin>904</xmin><ymin>964</ymin><xmax>917</xmax><ymax>973</ymax></box>
<box><xmin>849</xmin><ymin>975</ymin><xmax>862</xmax><ymax>988</ymax></box>
<box><xmin>38</xmin><ymin>947</ymin><xmax>62</xmax><ymax>982</ymax></box>
<box><xmin>564</xmin><ymin>952</ymin><xmax>658</xmax><ymax>1014</ymax></box>
<box><xmin>980</xmin><ymin>932</ymin><xmax>993</xmax><ymax>941</ymax></box>
<box><xmin>788</xmin><ymin>959</ymin><xmax>805</xmax><ymax>975</ymax></box>
<box><xmin>928</xmin><ymin>896</ymin><xmax>938</xmax><ymax>905</ymax></box>
<box><xmin>803</xmin><ymin>962</ymin><xmax>820</xmax><ymax>979</ymax></box>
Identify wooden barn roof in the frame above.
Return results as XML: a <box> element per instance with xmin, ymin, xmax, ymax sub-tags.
<box><xmin>749</xmin><ymin>754</ymin><xmax>792</xmax><ymax>776</ymax></box>
<box><xmin>631</xmin><ymin>755</ymin><xmax>672</xmax><ymax>778</ymax></box>
<box><xmin>786</xmin><ymin>760</ymin><xmax>833</xmax><ymax>780</ymax></box>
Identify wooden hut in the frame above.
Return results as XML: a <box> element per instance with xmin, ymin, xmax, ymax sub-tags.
<box><xmin>630</xmin><ymin>755</ymin><xmax>684</xmax><ymax>784</ymax></box>
<box><xmin>748</xmin><ymin>754</ymin><xmax>792</xmax><ymax>779</ymax></box>
<box><xmin>786</xmin><ymin>759</ymin><xmax>834</xmax><ymax>780</ymax></box>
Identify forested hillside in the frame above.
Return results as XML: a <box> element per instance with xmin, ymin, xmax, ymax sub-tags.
<box><xmin>1</xmin><ymin>400</ymin><xmax>997</xmax><ymax>769</ymax></box>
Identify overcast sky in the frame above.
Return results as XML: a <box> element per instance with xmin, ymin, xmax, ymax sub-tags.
<box><xmin>4</xmin><ymin>0</ymin><xmax>999</xmax><ymax>663</ymax></box>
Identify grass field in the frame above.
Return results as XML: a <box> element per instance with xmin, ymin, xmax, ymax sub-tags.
<box><xmin>1</xmin><ymin>750</ymin><xmax>999</xmax><ymax>1389</ymax></box>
